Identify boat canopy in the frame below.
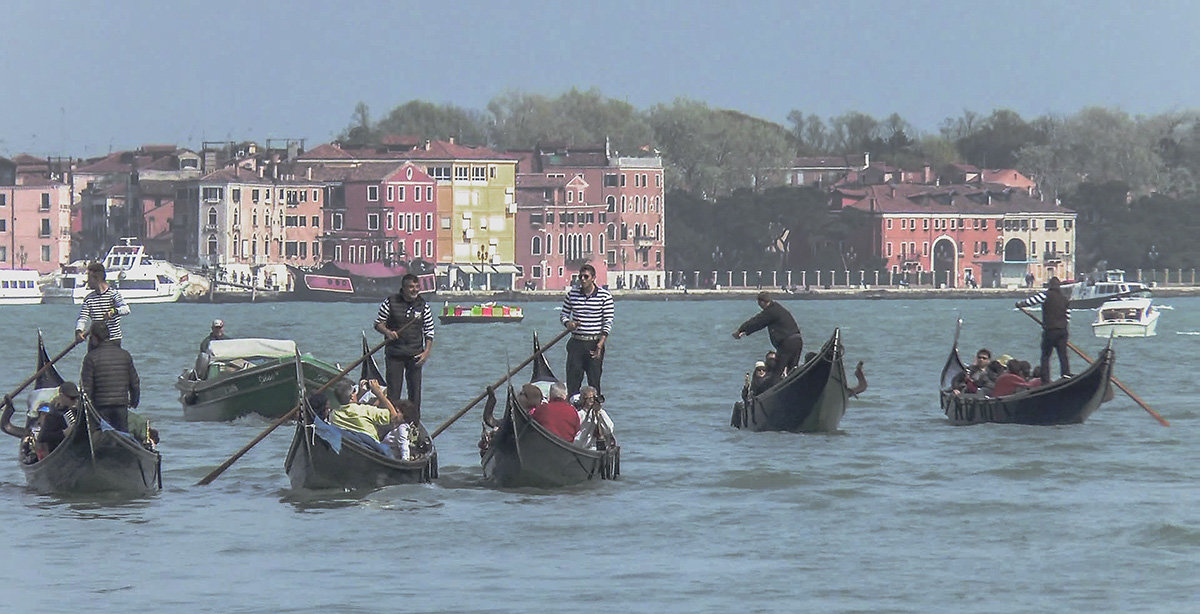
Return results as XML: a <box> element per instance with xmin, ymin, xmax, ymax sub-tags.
<box><xmin>208</xmin><ymin>338</ymin><xmax>298</xmax><ymax>361</ymax></box>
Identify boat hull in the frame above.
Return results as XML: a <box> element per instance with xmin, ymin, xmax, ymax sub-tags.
<box><xmin>177</xmin><ymin>357</ymin><xmax>341</xmax><ymax>422</ymax></box>
<box><xmin>22</xmin><ymin>415</ymin><xmax>161</xmax><ymax>496</ymax></box>
<box><xmin>939</xmin><ymin>321</ymin><xmax>1116</xmax><ymax>425</ymax></box>
<box><xmin>732</xmin><ymin>329</ymin><xmax>848</xmax><ymax>433</ymax></box>
<box><xmin>284</xmin><ymin>418</ymin><xmax>436</xmax><ymax>490</ymax></box>
<box><xmin>482</xmin><ymin>386</ymin><xmax>619</xmax><ymax>488</ymax></box>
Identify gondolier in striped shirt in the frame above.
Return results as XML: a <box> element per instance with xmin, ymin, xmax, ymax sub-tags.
<box><xmin>561</xmin><ymin>264</ymin><xmax>614</xmax><ymax>398</ymax></box>
<box><xmin>74</xmin><ymin>262</ymin><xmax>131</xmax><ymax>346</ymax></box>
<box><xmin>374</xmin><ymin>273</ymin><xmax>435</xmax><ymax>423</ymax></box>
<box><xmin>1015</xmin><ymin>276</ymin><xmax>1072</xmax><ymax>380</ymax></box>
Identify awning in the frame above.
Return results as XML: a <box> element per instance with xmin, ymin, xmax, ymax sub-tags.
<box><xmin>450</xmin><ymin>264</ymin><xmax>521</xmax><ymax>275</ymax></box>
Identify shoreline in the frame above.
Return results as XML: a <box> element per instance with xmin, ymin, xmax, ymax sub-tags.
<box><xmin>182</xmin><ymin>286</ymin><xmax>1200</xmax><ymax>304</ymax></box>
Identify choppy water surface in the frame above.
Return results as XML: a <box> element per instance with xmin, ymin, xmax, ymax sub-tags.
<box><xmin>1</xmin><ymin>297</ymin><xmax>1197</xmax><ymax>612</ymax></box>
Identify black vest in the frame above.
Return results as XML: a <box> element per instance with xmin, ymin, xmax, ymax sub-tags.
<box><xmin>385</xmin><ymin>293</ymin><xmax>428</xmax><ymax>358</ymax></box>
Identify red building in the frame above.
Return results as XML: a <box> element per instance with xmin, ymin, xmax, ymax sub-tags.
<box><xmin>830</xmin><ymin>184</ymin><xmax>1074</xmax><ymax>287</ymax></box>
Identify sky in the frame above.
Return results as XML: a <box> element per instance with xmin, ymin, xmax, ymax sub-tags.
<box><xmin>3</xmin><ymin>0</ymin><xmax>1199</xmax><ymax>158</ymax></box>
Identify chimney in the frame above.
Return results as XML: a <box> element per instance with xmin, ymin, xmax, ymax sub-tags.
<box><xmin>306</xmin><ymin>166</ymin><xmax>312</xmax><ymax>181</ymax></box>
<box><xmin>258</xmin><ymin>166</ymin><xmax>264</xmax><ymax>178</ymax></box>
<box><xmin>424</xmin><ymin>140</ymin><xmax>431</xmax><ymax>151</ymax></box>
<box><xmin>448</xmin><ymin>137</ymin><xmax>455</xmax><ymax>145</ymax></box>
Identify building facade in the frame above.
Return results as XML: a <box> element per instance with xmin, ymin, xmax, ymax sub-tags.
<box><xmin>0</xmin><ymin>179</ymin><xmax>72</xmax><ymax>273</ymax></box>
<box><xmin>514</xmin><ymin>173</ymin><xmax>609</xmax><ymax>290</ymax></box>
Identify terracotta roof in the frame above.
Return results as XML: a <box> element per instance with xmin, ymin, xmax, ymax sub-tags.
<box><xmin>839</xmin><ymin>184</ymin><xmax>1067</xmax><ymax>215</ymax></box>
<box><xmin>297</xmin><ymin>143</ymin><xmax>355</xmax><ymax>160</ymax></box>
<box><xmin>198</xmin><ymin>168</ymin><xmax>274</xmax><ymax>185</ymax></box>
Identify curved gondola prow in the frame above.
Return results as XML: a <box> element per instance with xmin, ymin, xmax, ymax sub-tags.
<box><xmin>531</xmin><ymin>331</ymin><xmax>556</xmax><ymax>383</ymax></box>
<box><xmin>939</xmin><ymin>318</ymin><xmax>967</xmax><ymax>391</ymax></box>
<box><xmin>360</xmin><ymin>332</ymin><xmax>384</xmax><ymax>383</ymax></box>
<box><xmin>37</xmin><ymin>330</ymin><xmax>65</xmax><ymax>390</ymax></box>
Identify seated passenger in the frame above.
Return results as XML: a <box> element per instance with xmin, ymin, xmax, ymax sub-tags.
<box><xmin>990</xmin><ymin>360</ymin><xmax>1032</xmax><ymax>397</ymax></box>
<box><xmin>530</xmin><ymin>382</ymin><xmax>580</xmax><ymax>442</ymax></box>
<box><xmin>977</xmin><ymin>360</ymin><xmax>1007</xmax><ymax>395</ymax></box>
<box><xmin>324</xmin><ymin>380</ymin><xmax>402</xmax><ymax>455</ymax></box>
<box><xmin>34</xmin><ymin>382</ymin><xmax>81</xmax><ymax>459</ymax></box>
<box><xmin>743</xmin><ymin>361</ymin><xmax>768</xmax><ymax>401</ymax></box>
<box><xmin>573</xmin><ymin>386</ymin><xmax>615</xmax><ymax>450</ymax></box>
<box><xmin>382</xmin><ymin>399</ymin><xmax>417</xmax><ymax>460</ymax></box>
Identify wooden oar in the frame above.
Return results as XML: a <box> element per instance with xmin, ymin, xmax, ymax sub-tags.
<box><xmin>1018</xmin><ymin>307</ymin><xmax>1169</xmax><ymax>427</ymax></box>
<box><xmin>430</xmin><ymin>328</ymin><xmax>570</xmax><ymax>439</ymax></box>
<box><xmin>196</xmin><ymin>327</ymin><xmax>412</xmax><ymax>486</ymax></box>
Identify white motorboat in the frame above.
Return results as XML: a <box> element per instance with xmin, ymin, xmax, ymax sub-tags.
<box><xmin>1092</xmin><ymin>297</ymin><xmax>1160</xmax><ymax>338</ymax></box>
<box><xmin>1066</xmin><ymin>269</ymin><xmax>1151</xmax><ymax>309</ymax></box>
<box><xmin>0</xmin><ymin>269</ymin><xmax>43</xmax><ymax>305</ymax></box>
<box><xmin>40</xmin><ymin>238</ymin><xmax>187</xmax><ymax>304</ymax></box>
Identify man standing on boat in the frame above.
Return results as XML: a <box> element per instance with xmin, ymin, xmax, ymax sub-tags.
<box><xmin>74</xmin><ymin>262</ymin><xmax>130</xmax><ymax>346</ymax></box>
<box><xmin>561</xmin><ymin>264</ymin><xmax>614</xmax><ymax>399</ymax></box>
<box><xmin>733</xmin><ymin>291</ymin><xmax>804</xmax><ymax>376</ymax></box>
<box><xmin>374</xmin><ymin>274</ymin><xmax>434</xmax><ymax>423</ymax></box>
<box><xmin>1016</xmin><ymin>276</ymin><xmax>1072</xmax><ymax>380</ymax></box>
<box><xmin>80</xmin><ymin>322</ymin><xmax>140</xmax><ymax>432</ymax></box>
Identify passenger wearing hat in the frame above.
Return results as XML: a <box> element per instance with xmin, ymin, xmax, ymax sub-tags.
<box><xmin>80</xmin><ymin>321</ymin><xmax>140</xmax><ymax>432</ymax></box>
<box><xmin>733</xmin><ymin>291</ymin><xmax>805</xmax><ymax>377</ymax></box>
<box><xmin>200</xmin><ymin>319</ymin><xmax>228</xmax><ymax>353</ymax></box>
<box><xmin>34</xmin><ymin>382</ymin><xmax>80</xmax><ymax>458</ymax></box>
<box><xmin>74</xmin><ymin>261</ymin><xmax>131</xmax><ymax>346</ymax></box>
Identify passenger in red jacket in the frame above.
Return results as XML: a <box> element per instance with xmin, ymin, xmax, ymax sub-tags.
<box><xmin>530</xmin><ymin>381</ymin><xmax>581</xmax><ymax>442</ymax></box>
<box><xmin>991</xmin><ymin>360</ymin><xmax>1033</xmax><ymax>397</ymax></box>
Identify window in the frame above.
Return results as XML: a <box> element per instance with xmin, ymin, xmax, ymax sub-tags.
<box><xmin>620</xmin><ymin>174</ymin><xmax>626</xmax><ymax>187</ymax></box>
<box><xmin>886</xmin><ymin>219</ymin><xmax>893</xmax><ymax>230</ymax></box>
<box><xmin>1064</xmin><ymin>220</ymin><xmax>1073</xmax><ymax>230</ymax></box>
<box><xmin>285</xmin><ymin>215</ymin><xmax>298</xmax><ymax>227</ymax></box>
<box><xmin>429</xmin><ymin>166</ymin><xmax>451</xmax><ymax>181</ymax></box>
<box><xmin>387</xmin><ymin>213</ymin><xmax>393</xmax><ymax>230</ymax></box>
<box><xmin>300</xmin><ymin>242</ymin><xmax>308</xmax><ymax>258</ymax></box>
<box><xmin>405</xmin><ymin>214</ymin><xmax>413</xmax><ymax>232</ymax></box>
<box><xmin>923</xmin><ymin>219</ymin><xmax>929</xmax><ymax>230</ymax></box>
<box><xmin>426</xmin><ymin>240</ymin><xmax>432</xmax><ymax>256</ymax></box>
<box><xmin>312</xmin><ymin>189</ymin><xmax>319</xmax><ymax>202</ymax></box>
<box><xmin>414</xmin><ymin>186</ymin><xmax>421</xmax><ymax>202</ymax></box>
<box><xmin>387</xmin><ymin>185</ymin><xmax>394</xmax><ymax>201</ymax></box>
<box><xmin>367</xmin><ymin>213</ymin><xmax>379</xmax><ymax>230</ymax></box>
<box><xmin>207</xmin><ymin>236</ymin><xmax>217</xmax><ymax>255</ymax></box>
<box><xmin>567</xmin><ymin>191</ymin><xmax>573</xmax><ymax>203</ymax></box>
<box><xmin>532</xmin><ymin>236</ymin><xmax>542</xmax><ymax>255</ymax></box>
<box><xmin>41</xmin><ymin>245</ymin><xmax>50</xmax><ymax>262</ymax></box>
<box><xmin>426</xmin><ymin>213</ymin><xmax>432</xmax><ymax>230</ymax></box>
<box><xmin>285</xmin><ymin>241</ymin><xmax>299</xmax><ymax>257</ymax></box>
<box><xmin>413</xmin><ymin>241</ymin><xmax>421</xmax><ymax>258</ymax></box>
<box><xmin>252</xmin><ymin>189</ymin><xmax>260</xmax><ymax>203</ymax></box>
<box><xmin>232</xmin><ymin>188</ymin><xmax>241</xmax><ymax>203</ymax></box>
<box><xmin>0</xmin><ymin>194</ymin><xmax>5</xmax><ymax>206</ymax></box>
<box><xmin>0</xmin><ymin>219</ymin><xmax>5</xmax><ymax>231</ymax></box>
<box><xmin>472</xmin><ymin>166</ymin><xmax>486</xmax><ymax>181</ymax></box>
<box><xmin>415</xmin><ymin>214</ymin><xmax>422</xmax><ymax>231</ymax></box>
<box><xmin>312</xmin><ymin>241</ymin><xmax>319</xmax><ymax>258</ymax></box>
<box><xmin>454</xmin><ymin>166</ymin><xmax>469</xmax><ymax>181</ymax></box>
<box><xmin>397</xmin><ymin>186</ymin><xmax>405</xmax><ymax>201</ymax></box>
<box><xmin>333</xmin><ymin>213</ymin><xmax>343</xmax><ymax>230</ymax></box>
<box><xmin>532</xmin><ymin>265</ymin><xmax>542</xmax><ymax>278</ymax></box>
<box><xmin>1045</xmin><ymin>219</ymin><xmax>1058</xmax><ymax>230</ymax></box>
<box><xmin>981</xmin><ymin>219</ymin><xmax>988</xmax><ymax>230</ymax></box>
<box><xmin>299</xmin><ymin>216</ymin><xmax>306</xmax><ymax>226</ymax></box>
<box><xmin>1065</xmin><ymin>241</ymin><xmax>1070</xmax><ymax>253</ymax></box>
<box><xmin>203</xmin><ymin>187</ymin><xmax>223</xmax><ymax>201</ymax></box>
<box><xmin>426</xmin><ymin>186</ymin><xmax>433</xmax><ymax>201</ymax></box>
<box><xmin>604</xmin><ymin>174</ymin><xmax>619</xmax><ymax>187</ymax></box>
<box><xmin>40</xmin><ymin>218</ymin><xmax>51</xmax><ymax>238</ymax></box>
<box><xmin>440</xmin><ymin>216</ymin><xmax>451</xmax><ymax>230</ymax></box>
<box><xmin>311</xmin><ymin>216</ymin><xmax>319</xmax><ymax>228</ymax></box>
<box><xmin>367</xmin><ymin>185</ymin><xmax>379</xmax><ymax>201</ymax></box>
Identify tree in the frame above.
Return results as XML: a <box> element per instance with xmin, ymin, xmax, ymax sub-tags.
<box><xmin>375</xmin><ymin>100</ymin><xmax>490</xmax><ymax>145</ymax></box>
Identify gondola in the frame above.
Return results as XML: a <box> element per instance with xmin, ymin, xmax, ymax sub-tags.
<box><xmin>731</xmin><ymin>328</ymin><xmax>849</xmax><ymax>433</ymax></box>
<box><xmin>938</xmin><ymin>318</ymin><xmax>1116</xmax><ymax>425</ymax></box>
<box><xmin>479</xmin><ymin>332</ymin><xmax>619</xmax><ymax>488</ymax></box>
<box><xmin>283</xmin><ymin>334</ymin><xmax>437</xmax><ymax>490</ymax></box>
<box><xmin>0</xmin><ymin>332</ymin><xmax>161</xmax><ymax>496</ymax></box>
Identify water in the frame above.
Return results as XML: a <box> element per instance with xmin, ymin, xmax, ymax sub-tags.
<box><xmin>1</xmin><ymin>297</ymin><xmax>1197</xmax><ymax>613</ymax></box>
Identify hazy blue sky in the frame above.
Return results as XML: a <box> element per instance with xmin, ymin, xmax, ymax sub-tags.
<box><xmin>3</xmin><ymin>0</ymin><xmax>1197</xmax><ymax>157</ymax></box>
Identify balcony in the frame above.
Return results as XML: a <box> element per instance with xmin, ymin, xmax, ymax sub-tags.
<box><xmin>1043</xmin><ymin>251</ymin><xmax>1064</xmax><ymax>262</ymax></box>
<box><xmin>634</xmin><ymin>232</ymin><xmax>659</xmax><ymax>248</ymax></box>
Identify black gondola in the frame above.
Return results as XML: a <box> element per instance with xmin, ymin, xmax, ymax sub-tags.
<box><xmin>938</xmin><ymin>318</ymin><xmax>1116</xmax><ymax>425</ymax></box>
<box><xmin>283</xmin><ymin>335</ymin><xmax>437</xmax><ymax>490</ymax></box>
<box><xmin>732</xmin><ymin>328</ymin><xmax>849</xmax><ymax>433</ymax></box>
<box><xmin>0</xmin><ymin>332</ymin><xmax>161</xmax><ymax>496</ymax></box>
<box><xmin>479</xmin><ymin>332</ymin><xmax>619</xmax><ymax>488</ymax></box>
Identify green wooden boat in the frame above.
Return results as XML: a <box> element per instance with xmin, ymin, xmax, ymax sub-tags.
<box><xmin>176</xmin><ymin>338</ymin><xmax>342</xmax><ymax>422</ymax></box>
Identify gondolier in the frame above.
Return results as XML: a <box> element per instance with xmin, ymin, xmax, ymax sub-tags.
<box><xmin>1016</xmin><ymin>276</ymin><xmax>1072</xmax><ymax>381</ymax></box>
<box><xmin>733</xmin><ymin>291</ymin><xmax>803</xmax><ymax>376</ymax></box>
<box><xmin>75</xmin><ymin>261</ymin><xmax>130</xmax><ymax>345</ymax></box>
<box><xmin>560</xmin><ymin>264</ymin><xmax>614</xmax><ymax>398</ymax></box>
<box><xmin>374</xmin><ymin>273</ymin><xmax>434</xmax><ymax>422</ymax></box>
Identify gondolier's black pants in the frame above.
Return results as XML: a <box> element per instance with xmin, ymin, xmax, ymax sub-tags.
<box><xmin>95</xmin><ymin>405</ymin><xmax>129</xmax><ymax>432</ymax></box>
<box><xmin>1040</xmin><ymin>328</ymin><xmax>1071</xmax><ymax>380</ymax></box>
<box><xmin>775</xmin><ymin>333</ymin><xmax>804</xmax><ymax>376</ymax></box>
<box><xmin>566</xmin><ymin>337</ymin><xmax>604</xmax><ymax>399</ymax></box>
<box><xmin>385</xmin><ymin>354</ymin><xmax>422</xmax><ymax>423</ymax></box>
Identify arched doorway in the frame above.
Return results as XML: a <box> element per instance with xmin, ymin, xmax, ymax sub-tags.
<box><xmin>932</xmin><ymin>238</ymin><xmax>957</xmax><ymax>287</ymax></box>
<box><xmin>1004</xmin><ymin>239</ymin><xmax>1027</xmax><ymax>262</ymax></box>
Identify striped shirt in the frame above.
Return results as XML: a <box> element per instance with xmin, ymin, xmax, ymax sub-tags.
<box><xmin>375</xmin><ymin>297</ymin><xmax>435</xmax><ymax>339</ymax></box>
<box><xmin>76</xmin><ymin>287</ymin><xmax>131</xmax><ymax>341</ymax></box>
<box><xmin>1015</xmin><ymin>291</ymin><xmax>1071</xmax><ymax>320</ymax></box>
<box><xmin>561</xmin><ymin>285</ymin><xmax>614</xmax><ymax>336</ymax></box>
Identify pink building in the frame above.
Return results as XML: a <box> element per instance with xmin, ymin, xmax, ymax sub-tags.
<box><xmin>306</xmin><ymin>162</ymin><xmax>438</xmax><ymax>269</ymax></box>
<box><xmin>0</xmin><ymin>178</ymin><xmax>72</xmax><ymax>273</ymax></box>
<box><xmin>514</xmin><ymin>173</ymin><xmax>608</xmax><ymax>290</ymax></box>
<box><xmin>512</xmin><ymin>143</ymin><xmax>666</xmax><ymax>289</ymax></box>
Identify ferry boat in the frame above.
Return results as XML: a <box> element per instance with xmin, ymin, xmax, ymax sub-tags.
<box><xmin>1065</xmin><ymin>270</ymin><xmax>1151</xmax><ymax>309</ymax></box>
<box><xmin>1092</xmin><ymin>297</ymin><xmax>1160</xmax><ymax>338</ymax></box>
<box><xmin>438</xmin><ymin>302</ymin><xmax>524</xmax><ymax>324</ymax></box>
<box><xmin>41</xmin><ymin>238</ymin><xmax>187</xmax><ymax>304</ymax></box>
<box><xmin>287</xmin><ymin>260</ymin><xmax>435</xmax><ymax>302</ymax></box>
<box><xmin>0</xmin><ymin>269</ymin><xmax>42</xmax><ymax>305</ymax></box>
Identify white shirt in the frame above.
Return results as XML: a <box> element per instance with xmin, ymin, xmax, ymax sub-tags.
<box><xmin>573</xmin><ymin>407</ymin><xmax>615</xmax><ymax>449</ymax></box>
